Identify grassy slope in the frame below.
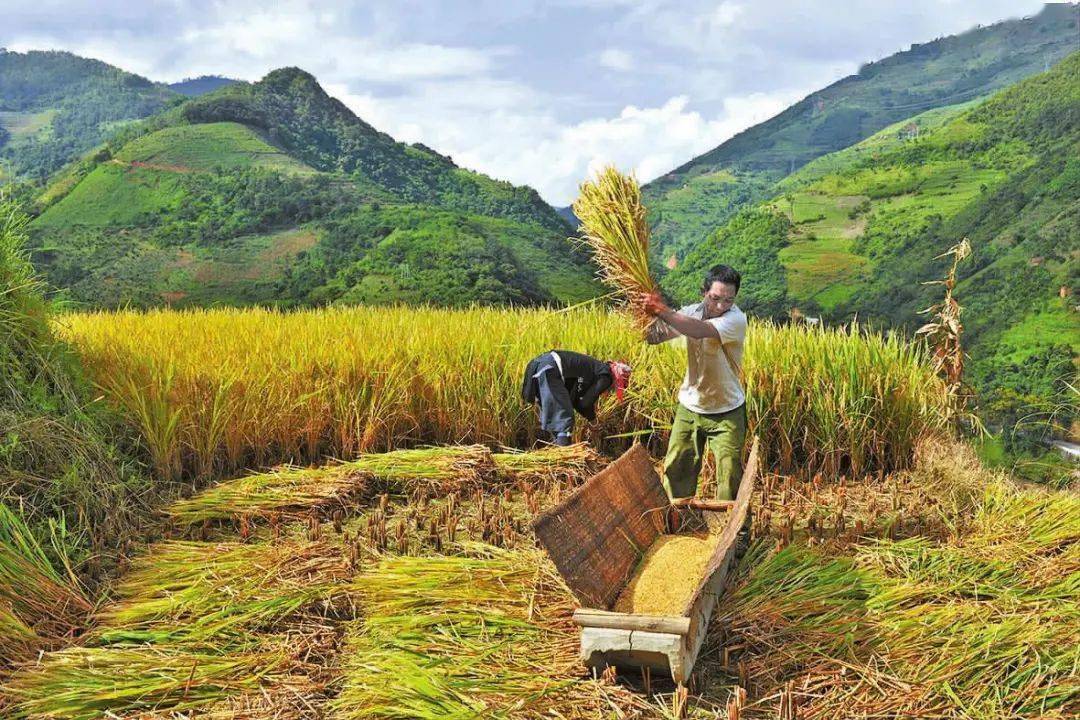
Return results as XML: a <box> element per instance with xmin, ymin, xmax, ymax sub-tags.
<box><xmin>25</xmin><ymin>115</ymin><xmax>596</xmax><ymax>306</ymax></box>
<box><xmin>113</xmin><ymin>122</ymin><xmax>314</xmax><ymax>174</ymax></box>
<box><xmin>643</xmin><ymin>4</ymin><xmax>1079</xmax><ymax>263</ymax></box>
<box><xmin>34</xmin><ymin>163</ymin><xmax>188</xmax><ymax>228</ymax></box>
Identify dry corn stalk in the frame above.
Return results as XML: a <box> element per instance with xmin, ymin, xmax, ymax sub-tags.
<box><xmin>917</xmin><ymin>238</ymin><xmax>971</xmax><ymax>417</ymax></box>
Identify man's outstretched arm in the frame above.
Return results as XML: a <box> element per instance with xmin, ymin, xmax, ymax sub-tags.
<box><xmin>645</xmin><ymin>317</ymin><xmax>679</xmax><ymax>345</ymax></box>
<box><xmin>643</xmin><ymin>295</ymin><xmax>719</xmax><ymax>340</ymax></box>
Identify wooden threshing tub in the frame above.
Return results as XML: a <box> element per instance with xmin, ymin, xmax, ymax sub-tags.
<box><xmin>532</xmin><ymin>438</ymin><xmax>758</xmax><ymax>683</ymax></box>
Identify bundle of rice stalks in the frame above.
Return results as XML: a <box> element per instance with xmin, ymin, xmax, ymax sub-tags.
<box><xmin>335</xmin><ymin>545</ymin><xmax>647</xmax><ymax>719</ymax></box>
<box><xmin>90</xmin><ymin>539</ymin><xmax>351</xmax><ymax>646</ymax></box>
<box><xmin>0</xmin><ymin>606</ymin><xmax>38</xmax><ymax>664</ymax></box>
<box><xmin>2</xmin><ymin>643</ymin><xmax>293</xmax><ymax>720</ymax></box>
<box><xmin>492</xmin><ymin>443</ymin><xmax>603</xmax><ymax>488</ymax></box>
<box><xmin>168</xmin><ymin>445</ymin><xmax>495</xmax><ymax>526</ymax></box>
<box><xmin>572</xmin><ymin>165</ymin><xmax>660</xmax><ymax>327</ymax></box>
<box><xmin>0</xmin><ymin>503</ymin><xmax>91</xmax><ymax>663</ymax></box>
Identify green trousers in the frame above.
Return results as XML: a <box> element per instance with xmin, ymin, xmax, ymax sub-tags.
<box><xmin>663</xmin><ymin>402</ymin><xmax>747</xmax><ymax>501</ymax></box>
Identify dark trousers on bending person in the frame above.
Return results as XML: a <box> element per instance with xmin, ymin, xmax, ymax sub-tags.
<box><xmin>535</xmin><ymin>366</ymin><xmax>575</xmax><ymax>445</ymax></box>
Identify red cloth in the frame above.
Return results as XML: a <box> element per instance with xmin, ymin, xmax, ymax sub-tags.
<box><xmin>609</xmin><ymin>361</ymin><xmax>632</xmax><ymax>401</ymax></box>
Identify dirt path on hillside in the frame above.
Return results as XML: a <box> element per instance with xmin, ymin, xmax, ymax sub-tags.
<box><xmin>109</xmin><ymin>158</ymin><xmax>195</xmax><ymax>173</ymax></box>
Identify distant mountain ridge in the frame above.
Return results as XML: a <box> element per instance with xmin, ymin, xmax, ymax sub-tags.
<box><xmin>0</xmin><ymin>49</ymin><xmax>181</xmax><ymax>179</ymax></box>
<box><xmin>23</xmin><ymin>65</ymin><xmax>596</xmax><ymax>309</ymax></box>
<box><xmin>168</xmin><ymin>75</ymin><xmax>239</xmax><ymax>96</ymax></box>
<box><xmin>157</xmin><ymin>67</ymin><xmax>569</xmax><ymax>232</ymax></box>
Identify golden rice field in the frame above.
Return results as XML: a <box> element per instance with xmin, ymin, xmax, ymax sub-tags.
<box><xmin>56</xmin><ymin>305</ymin><xmax>951</xmax><ymax>483</ymax></box>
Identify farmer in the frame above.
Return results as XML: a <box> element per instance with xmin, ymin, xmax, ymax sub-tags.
<box><xmin>521</xmin><ymin>350</ymin><xmax>631</xmax><ymax>446</ymax></box>
<box><xmin>643</xmin><ymin>265</ymin><xmax>747</xmax><ymax>502</ymax></box>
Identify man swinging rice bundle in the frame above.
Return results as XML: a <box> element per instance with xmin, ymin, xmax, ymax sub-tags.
<box><xmin>529</xmin><ymin>164</ymin><xmax>747</xmax><ymax>502</ymax></box>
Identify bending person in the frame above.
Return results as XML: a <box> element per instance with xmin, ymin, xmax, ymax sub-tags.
<box><xmin>521</xmin><ymin>350</ymin><xmax>631</xmax><ymax>446</ymax></box>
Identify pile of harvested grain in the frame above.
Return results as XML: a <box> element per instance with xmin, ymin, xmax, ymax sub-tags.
<box><xmin>613</xmin><ymin>532</ymin><xmax>720</xmax><ymax>616</ymax></box>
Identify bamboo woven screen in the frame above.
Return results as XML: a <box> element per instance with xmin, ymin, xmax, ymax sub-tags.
<box><xmin>532</xmin><ymin>443</ymin><xmax>669</xmax><ymax>609</ymax></box>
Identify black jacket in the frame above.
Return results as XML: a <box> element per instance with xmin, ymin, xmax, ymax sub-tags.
<box><xmin>521</xmin><ymin>350</ymin><xmax>612</xmax><ymax>421</ymax></box>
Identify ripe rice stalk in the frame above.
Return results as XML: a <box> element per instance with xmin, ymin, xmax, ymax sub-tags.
<box><xmin>0</xmin><ymin>605</ymin><xmax>38</xmax><ymax>665</ymax></box>
<box><xmin>90</xmin><ymin>539</ymin><xmax>351</xmax><ymax>647</ymax></box>
<box><xmin>2</xmin><ymin>644</ymin><xmax>292</xmax><ymax>720</ymax></box>
<box><xmin>167</xmin><ymin>445</ymin><xmax>494</xmax><ymax>526</ymax></box>
<box><xmin>96</xmin><ymin>361</ymin><xmax>184</xmax><ymax>483</ymax></box>
<box><xmin>335</xmin><ymin>545</ymin><xmax>647</xmax><ymax>719</ymax></box>
<box><xmin>59</xmin><ymin>307</ymin><xmax>949</xmax><ymax>482</ymax></box>
<box><xmin>572</xmin><ymin>165</ymin><xmax>659</xmax><ymax>328</ymax></box>
<box><xmin>492</xmin><ymin>443</ymin><xmax>604</xmax><ymax>488</ymax></box>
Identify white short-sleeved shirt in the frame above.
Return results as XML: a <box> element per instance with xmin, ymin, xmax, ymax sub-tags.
<box><xmin>676</xmin><ymin>302</ymin><xmax>746</xmax><ymax>415</ymax></box>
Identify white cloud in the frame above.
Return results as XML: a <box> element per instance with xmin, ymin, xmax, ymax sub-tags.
<box><xmin>598</xmin><ymin>48</ymin><xmax>634</xmax><ymax>71</ymax></box>
<box><xmin>1</xmin><ymin>0</ymin><xmax>1052</xmax><ymax>205</ymax></box>
<box><xmin>326</xmin><ymin>82</ymin><xmax>799</xmax><ymax>205</ymax></box>
<box><xmin>710</xmin><ymin>2</ymin><xmax>744</xmax><ymax>29</ymax></box>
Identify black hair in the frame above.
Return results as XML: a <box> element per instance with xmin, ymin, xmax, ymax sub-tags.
<box><xmin>702</xmin><ymin>264</ymin><xmax>741</xmax><ymax>294</ymax></box>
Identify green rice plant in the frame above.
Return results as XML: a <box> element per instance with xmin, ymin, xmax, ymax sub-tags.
<box><xmin>335</xmin><ymin>545</ymin><xmax>594</xmax><ymax>719</ymax></box>
<box><xmin>58</xmin><ymin>306</ymin><xmax>949</xmax><ymax>483</ymax></box>
<box><xmin>572</xmin><ymin>165</ymin><xmax>659</xmax><ymax>327</ymax></box>
<box><xmin>167</xmin><ymin>445</ymin><xmax>494</xmax><ymax>525</ymax></box>
<box><xmin>89</xmin><ymin>539</ymin><xmax>350</xmax><ymax>646</ymax></box>
<box><xmin>2</xmin><ymin>644</ymin><xmax>291</xmax><ymax>719</ymax></box>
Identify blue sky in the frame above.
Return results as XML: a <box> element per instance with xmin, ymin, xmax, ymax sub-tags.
<box><xmin>1</xmin><ymin>0</ymin><xmax>1048</xmax><ymax>204</ymax></box>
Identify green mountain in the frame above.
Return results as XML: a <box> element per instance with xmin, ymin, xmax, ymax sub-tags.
<box><xmin>644</xmin><ymin>3</ymin><xmax>1079</xmax><ymax>265</ymax></box>
<box><xmin>25</xmin><ymin>67</ymin><xmax>598</xmax><ymax>308</ymax></box>
<box><xmin>0</xmin><ymin>49</ymin><xmax>182</xmax><ymax>181</ymax></box>
<box><xmin>168</xmin><ymin>75</ymin><xmax>238</xmax><ymax>96</ymax></box>
<box><xmin>665</xmin><ymin>51</ymin><xmax>1080</xmax><ymax>434</ymax></box>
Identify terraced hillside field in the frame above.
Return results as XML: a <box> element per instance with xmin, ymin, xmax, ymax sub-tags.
<box><xmin>643</xmin><ymin>4</ymin><xmax>1079</xmax><ymax>264</ymax></box>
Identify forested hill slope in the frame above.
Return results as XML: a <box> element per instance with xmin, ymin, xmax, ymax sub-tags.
<box><xmin>0</xmin><ymin>49</ymin><xmax>181</xmax><ymax>181</ymax></box>
<box><xmin>145</xmin><ymin>67</ymin><xmax>569</xmax><ymax>233</ymax></box>
<box><xmin>850</xmin><ymin>51</ymin><xmax>1079</xmax><ymax>434</ymax></box>
<box><xmin>665</xmin><ymin>51</ymin><xmax>1079</xmax><ymax>439</ymax></box>
<box><xmin>25</xmin><ymin>67</ymin><xmax>598</xmax><ymax>309</ymax></box>
<box><xmin>643</xmin><ymin>3</ymin><xmax>1079</xmax><ymax>264</ymax></box>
